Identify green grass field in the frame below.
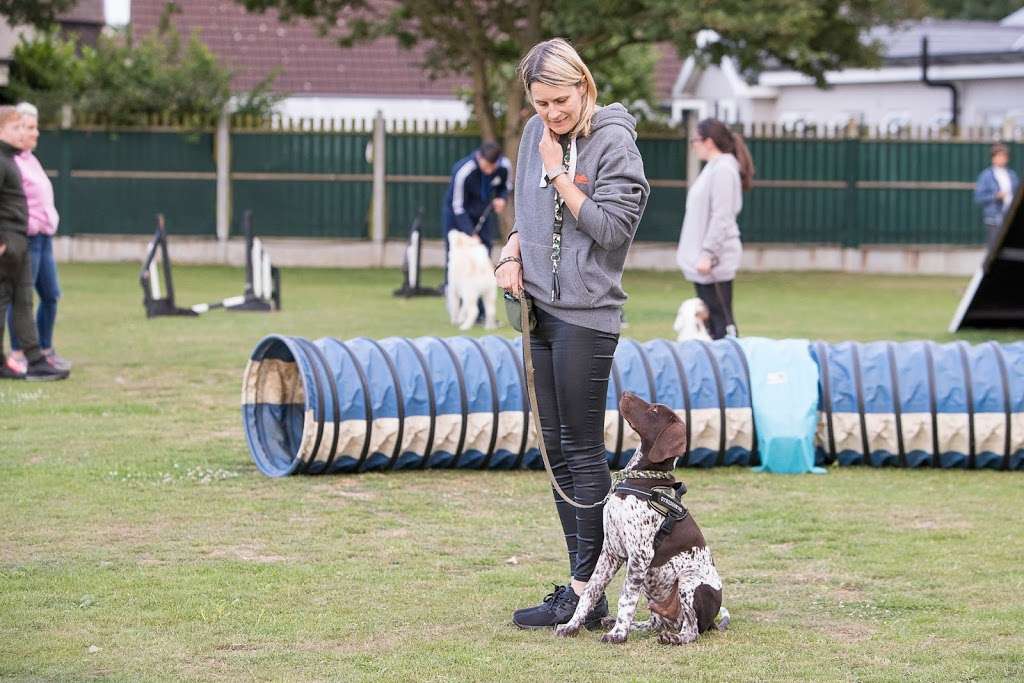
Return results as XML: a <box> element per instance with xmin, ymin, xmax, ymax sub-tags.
<box><xmin>2</xmin><ymin>264</ymin><xmax>1023</xmax><ymax>682</ymax></box>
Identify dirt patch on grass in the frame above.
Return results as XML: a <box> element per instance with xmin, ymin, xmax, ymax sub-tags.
<box><xmin>891</xmin><ymin>512</ymin><xmax>973</xmax><ymax>531</ymax></box>
<box><xmin>207</xmin><ymin>544</ymin><xmax>288</xmax><ymax>563</ymax></box>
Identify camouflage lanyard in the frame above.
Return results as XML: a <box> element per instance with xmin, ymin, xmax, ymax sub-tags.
<box><xmin>550</xmin><ymin>136</ymin><xmax>571</xmax><ymax>302</ymax></box>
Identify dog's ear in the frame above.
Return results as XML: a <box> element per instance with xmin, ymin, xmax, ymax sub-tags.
<box><xmin>648</xmin><ymin>420</ymin><xmax>686</xmax><ymax>463</ymax></box>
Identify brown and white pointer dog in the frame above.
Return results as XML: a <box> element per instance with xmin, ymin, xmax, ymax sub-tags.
<box><xmin>555</xmin><ymin>392</ymin><xmax>728</xmax><ymax>645</ymax></box>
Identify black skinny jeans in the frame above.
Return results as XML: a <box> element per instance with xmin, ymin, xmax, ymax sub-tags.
<box><xmin>530</xmin><ymin>306</ymin><xmax>618</xmax><ymax>582</ymax></box>
<box><xmin>695</xmin><ymin>280</ymin><xmax>735</xmax><ymax>340</ymax></box>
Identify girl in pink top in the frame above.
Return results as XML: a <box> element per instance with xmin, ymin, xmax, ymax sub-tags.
<box><xmin>5</xmin><ymin>102</ymin><xmax>70</xmax><ymax>372</ymax></box>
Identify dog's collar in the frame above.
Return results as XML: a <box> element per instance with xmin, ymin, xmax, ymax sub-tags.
<box><xmin>610</xmin><ymin>468</ymin><xmax>676</xmax><ymax>488</ymax></box>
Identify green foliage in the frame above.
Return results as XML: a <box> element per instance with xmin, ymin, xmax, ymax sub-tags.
<box><xmin>1</xmin><ymin>30</ymin><xmax>84</xmax><ymax>122</ymax></box>
<box><xmin>3</xmin><ymin>19</ymin><xmax>282</xmax><ymax>126</ymax></box>
<box><xmin>0</xmin><ymin>0</ymin><xmax>75</xmax><ymax>27</ymax></box>
<box><xmin>924</xmin><ymin>0</ymin><xmax>1022</xmax><ymax>20</ymax></box>
<box><xmin>234</xmin><ymin>0</ymin><xmax>923</xmax><ymax>158</ymax></box>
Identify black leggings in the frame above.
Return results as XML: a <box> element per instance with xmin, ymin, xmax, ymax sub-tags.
<box><xmin>695</xmin><ymin>280</ymin><xmax>735</xmax><ymax>340</ymax></box>
<box><xmin>530</xmin><ymin>306</ymin><xmax>618</xmax><ymax>582</ymax></box>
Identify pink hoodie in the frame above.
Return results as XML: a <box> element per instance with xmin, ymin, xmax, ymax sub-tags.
<box><xmin>15</xmin><ymin>151</ymin><xmax>59</xmax><ymax>236</ymax></box>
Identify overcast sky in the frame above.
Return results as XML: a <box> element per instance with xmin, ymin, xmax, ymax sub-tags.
<box><xmin>104</xmin><ymin>0</ymin><xmax>129</xmax><ymax>26</ymax></box>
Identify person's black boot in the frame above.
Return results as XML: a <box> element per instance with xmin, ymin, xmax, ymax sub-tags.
<box><xmin>512</xmin><ymin>584</ymin><xmax>609</xmax><ymax>630</ymax></box>
<box><xmin>25</xmin><ymin>356</ymin><xmax>69</xmax><ymax>382</ymax></box>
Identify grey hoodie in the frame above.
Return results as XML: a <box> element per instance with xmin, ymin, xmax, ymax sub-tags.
<box><xmin>675</xmin><ymin>153</ymin><xmax>743</xmax><ymax>284</ymax></box>
<box><xmin>514</xmin><ymin>103</ymin><xmax>649</xmax><ymax>334</ymax></box>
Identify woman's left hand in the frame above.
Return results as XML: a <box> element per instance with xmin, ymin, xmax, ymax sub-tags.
<box><xmin>696</xmin><ymin>254</ymin><xmax>713</xmax><ymax>275</ymax></box>
<box><xmin>539</xmin><ymin>127</ymin><xmax>563</xmax><ymax>176</ymax></box>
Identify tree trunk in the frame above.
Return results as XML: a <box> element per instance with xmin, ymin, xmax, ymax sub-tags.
<box><xmin>469</xmin><ymin>58</ymin><xmax>498</xmax><ymax>143</ymax></box>
<box><xmin>499</xmin><ymin>75</ymin><xmax>529</xmax><ymax>237</ymax></box>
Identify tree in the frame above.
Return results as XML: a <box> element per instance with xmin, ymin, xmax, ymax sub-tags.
<box><xmin>924</xmin><ymin>0</ymin><xmax>1021</xmax><ymax>21</ymax></box>
<box><xmin>0</xmin><ymin>0</ymin><xmax>76</xmax><ymax>28</ymax></box>
<box><xmin>3</xmin><ymin>14</ymin><xmax>281</xmax><ymax>126</ymax></box>
<box><xmin>235</xmin><ymin>0</ymin><xmax>922</xmax><ymax>166</ymax></box>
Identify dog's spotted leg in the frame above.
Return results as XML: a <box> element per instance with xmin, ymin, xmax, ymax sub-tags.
<box><xmin>555</xmin><ymin>551</ymin><xmax>623</xmax><ymax>638</ymax></box>
<box><xmin>658</xmin><ymin>599</ymin><xmax>699</xmax><ymax>645</ymax></box>
<box><xmin>601</xmin><ymin>549</ymin><xmax>653</xmax><ymax>644</ymax></box>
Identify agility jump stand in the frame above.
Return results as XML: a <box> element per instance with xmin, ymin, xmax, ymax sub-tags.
<box><xmin>192</xmin><ymin>211</ymin><xmax>281</xmax><ymax>313</ymax></box>
<box><xmin>140</xmin><ymin>211</ymin><xmax>281</xmax><ymax>318</ymax></box>
<box><xmin>140</xmin><ymin>214</ymin><xmax>198</xmax><ymax>318</ymax></box>
<box><xmin>393</xmin><ymin>208</ymin><xmax>442</xmax><ymax>298</ymax></box>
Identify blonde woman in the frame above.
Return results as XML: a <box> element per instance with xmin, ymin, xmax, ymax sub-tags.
<box><xmin>494</xmin><ymin>38</ymin><xmax>650</xmax><ymax>629</ymax></box>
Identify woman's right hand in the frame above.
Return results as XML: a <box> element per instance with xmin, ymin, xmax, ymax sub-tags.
<box><xmin>495</xmin><ymin>233</ymin><xmax>524</xmax><ymax>297</ymax></box>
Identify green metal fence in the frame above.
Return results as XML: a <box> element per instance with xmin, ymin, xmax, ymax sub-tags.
<box><xmin>230</xmin><ymin>128</ymin><xmax>372</xmax><ymax>238</ymax></box>
<box><xmin>35</xmin><ymin>128</ymin><xmax>216</xmax><ymax>236</ymax></box>
<box><xmin>33</xmin><ymin>123</ymin><xmax>1024</xmax><ymax>245</ymax></box>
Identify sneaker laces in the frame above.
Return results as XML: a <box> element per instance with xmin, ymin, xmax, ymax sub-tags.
<box><xmin>542</xmin><ymin>584</ymin><xmax>569</xmax><ymax>605</ymax></box>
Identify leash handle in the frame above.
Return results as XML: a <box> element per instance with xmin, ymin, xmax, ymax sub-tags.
<box><xmin>521</xmin><ymin>300</ymin><xmax>606</xmax><ymax>510</ymax></box>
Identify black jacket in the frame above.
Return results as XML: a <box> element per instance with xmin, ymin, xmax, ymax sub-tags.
<box><xmin>0</xmin><ymin>140</ymin><xmax>28</xmax><ymax>234</ymax></box>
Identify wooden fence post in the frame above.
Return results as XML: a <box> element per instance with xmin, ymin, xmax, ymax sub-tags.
<box><xmin>215</xmin><ymin>110</ymin><xmax>231</xmax><ymax>259</ymax></box>
<box><xmin>371</xmin><ymin>109</ymin><xmax>387</xmax><ymax>264</ymax></box>
<box><xmin>58</xmin><ymin>105</ymin><xmax>73</xmax><ymax>237</ymax></box>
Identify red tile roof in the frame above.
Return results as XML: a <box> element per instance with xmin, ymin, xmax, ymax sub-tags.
<box><xmin>132</xmin><ymin>1</ymin><xmax>684</xmax><ymax>103</ymax></box>
<box><xmin>60</xmin><ymin>0</ymin><xmax>105</xmax><ymax>24</ymax></box>
<box><xmin>652</xmin><ymin>43</ymin><xmax>684</xmax><ymax>102</ymax></box>
<box><xmin>131</xmin><ymin>0</ymin><xmax>470</xmax><ymax>98</ymax></box>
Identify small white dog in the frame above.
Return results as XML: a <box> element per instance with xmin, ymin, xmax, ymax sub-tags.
<box><xmin>673</xmin><ymin>298</ymin><xmax>711</xmax><ymax>342</ymax></box>
<box><xmin>446</xmin><ymin>231</ymin><xmax>498</xmax><ymax>331</ymax></box>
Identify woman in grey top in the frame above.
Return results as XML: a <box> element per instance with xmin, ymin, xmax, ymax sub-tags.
<box><xmin>494</xmin><ymin>38</ymin><xmax>649</xmax><ymax>630</ymax></box>
<box><xmin>675</xmin><ymin>118</ymin><xmax>754</xmax><ymax>339</ymax></box>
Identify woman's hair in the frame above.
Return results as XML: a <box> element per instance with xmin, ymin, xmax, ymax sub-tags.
<box><xmin>0</xmin><ymin>105</ymin><xmax>20</xmax><ymax>128</ymax></box>
<box><xmin>991</xmin><ymin>143</ymin><xmax>1009</xmax><ymax>159</ymax></box>
<box><xmin>517</xmin><ymin>38</ymin><xmax>598</xmax><ymax>138</ymax></box>
<box><xmin>15</xmin><ymin>102</ymin><xmax>38</xmax><ymax>118</ymax></box>
<box><xmin>697</xmin><ymin>118</ymin><xmax>755</xmax><ymax>191</ymax></box>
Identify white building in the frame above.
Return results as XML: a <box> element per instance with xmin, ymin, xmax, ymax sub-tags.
<box><xmin>669</xmin><ymin>13</ymin><xmax>1024</xmax><ymax>133</ymax></box>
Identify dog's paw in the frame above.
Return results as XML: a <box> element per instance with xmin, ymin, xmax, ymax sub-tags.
<box><xmin>554</xmin><ymin>623</ymin><xmax>580</xmax><ymax>638</ymax></box>
<box><xmin>601</xmin><ymin>630</ymin><xmax>628</xmax><ymax>645</ymax></box>
<box><xmin>599</xmin><ymin>616</ymin><xmax>617</xmax><ymax>629</ymax></box>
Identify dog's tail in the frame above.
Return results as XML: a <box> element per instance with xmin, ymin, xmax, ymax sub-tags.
<box><xmin>715</xmin><ymin>606</ymin><xmax>730</xmax><ymax>631</ymax></box>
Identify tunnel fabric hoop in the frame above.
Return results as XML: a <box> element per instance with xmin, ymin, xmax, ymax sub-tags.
<box><xmin>242</xmin><ymin>335</ymin><xmax>1024</xmax><ymax>477</ymax></box>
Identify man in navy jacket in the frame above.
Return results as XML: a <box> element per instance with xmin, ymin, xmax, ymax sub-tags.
<box><xmin>974</xmin><ymin>143</ymin><xmax>1019</xmax><ymax>249</ymax></box>
<box><xmin>442</xmin><ymin>141</ymin><xmax>509</xmax><ymax>321</ymax></box>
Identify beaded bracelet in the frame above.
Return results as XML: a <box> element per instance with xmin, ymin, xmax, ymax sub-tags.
<box><xmin>494</xmin><ymin>256</ymin><xmax>522</xmax><ymax>274</ymax></box>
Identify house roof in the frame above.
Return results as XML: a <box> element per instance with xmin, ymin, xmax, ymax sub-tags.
<box><xmin>131</xmin><ymin>0</ymin><xmax>470</xmax><ymax>98</ymax></box>
<box><xmin>652</xmin><ymin>44</ymin><xmax>684</xmax><ymax>102</ymax></box>
<box><xmin>867</xmin><ymin>18</ymin><xmax>1024</xmax><ymax>63</ymax></box>
<box><xmin>132</xmin><ymin>1</ymin><xmax>685</xmax><ymax>104</ymax></box>
<box><xmin>60</xmin><ymin>0</ymin><xmax>105</xmax><ymax>25</ymax></box>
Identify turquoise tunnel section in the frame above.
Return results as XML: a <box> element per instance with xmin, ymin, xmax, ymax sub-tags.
<box><xmin>241</xmin><ymin>335</ymin><xmax>756</xmax><ymax>477</ymax></box>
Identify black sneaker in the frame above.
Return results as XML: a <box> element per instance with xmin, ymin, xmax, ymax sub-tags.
<box><xmin>512</xmin><ymin>584</ymin><xmax>608</xmax><ymax>630</ymax></box>
<box><xmin>25</xmin><ymin>357</ymin><xmax>69</xmax><ymax>382</ymax></box>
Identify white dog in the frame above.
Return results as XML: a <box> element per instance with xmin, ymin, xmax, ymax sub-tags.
<box><xmin>673</xmin><ymin>298</ymin><xmax>711</xmax><ymax>342</ymax></box>
<box><xmin>446</xmin><ymin>231</ymin><xmax>498</xmax><ymax>331</ymax></box>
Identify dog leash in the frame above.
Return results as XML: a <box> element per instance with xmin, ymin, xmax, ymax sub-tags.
<box><xmin>471</xmin><ymin>203</ymin><xmax>494</xmax><ymax>237</ymax></box>
<box><xmin>520</xmin><ymin>300</ymin><xmax>603</xmax><ymax>509</ymax></box>
<box><xmin>519</xmin><ymin>300</ymin><xmax>675</xmax><ymax>509</ymax></box>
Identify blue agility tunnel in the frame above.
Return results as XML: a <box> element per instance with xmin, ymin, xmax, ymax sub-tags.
<box><xmin>241</xmin><ymin>335</ymin><xmax>755</xmax><ymax>476</ymax></box>
<box><xmin>242</xmin><ymin>335</ymin><xmax>1024</xmax><ymax>476</ymax></box>
<box><xmin>812</xmin><ymin>340</ymin><xmax>1024</xmax><ymax>470</ymax></box>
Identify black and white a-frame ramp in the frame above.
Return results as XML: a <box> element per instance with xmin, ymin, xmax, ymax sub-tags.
<box><xmin>950</xmin><ymin>187</ymin><xmax>1024</xmax><ymax>331</ymax></box>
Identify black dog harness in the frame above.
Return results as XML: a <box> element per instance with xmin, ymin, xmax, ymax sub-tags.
<box><xmin>614</xmin><ymin>474</ymin><xmax>689</xmax><ymax>552</ymax></box>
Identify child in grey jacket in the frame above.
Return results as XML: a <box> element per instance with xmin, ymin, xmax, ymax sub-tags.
<box><xmin>675</xmin><ymin>118</ymin><xmax>754</xmax><ymax>339</ymax></box>
<box><xmin>495</xmin><ymin>38</ymin><xmax>649</xmax><ymax>631</ymax></box>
